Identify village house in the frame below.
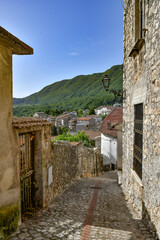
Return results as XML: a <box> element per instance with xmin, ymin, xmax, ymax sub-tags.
<box><xmin>46</xmin><ymin>115</ymin><xmax>56</xmax><ymax>124</ymax></box>
<box><xmin>68</xmin><ymin>118</ymin><xmax>77</xmax><ymax>132</ymax></box>
<box><xmin>101</xmin><ymin>108</ymin><xmax>122</xmax><ymax>170</ymax></box>
<box><xmin>84</xmin><ymin>130</ymin><xmax>101</xmax><ymax>148</ymax></box>
<box><xmin>122</xmin><ymin>0</ymin><xmax>160</xmax><ymax>238</ymax></box>
<box><xmin>0</xmin><ymin>27</ymin><xmax>53</xmax><ymax>238</ymax></box>
<box><xmin>88</xmin><ymin>114</ymin><xmax>102</xmax><ymax>123</ymax></box>
<box><xmin>55</xmin><ymin>113</ymin><xmax>73</xmax><ymax>128</ymax></box>
<box><xmin>69</xmin><ymin>111</ymin><xmax>77</xmax><ymax>117</ymax></box>
<box><xmin>87</xmin><ymin>114</ymin><xmax>103</xmax><ymax>130</ymax></box>
<box><xmin>33</xmin><ymin>112</ymin><xmax>47</xmax><ymax>119</ymax></box>
<box><xmin>95</xmin><ymin>105</ymin><xmax>114</xmax><ymax>116</ymax></box>
<box><xmin>83</xmin><ymin>109</ymin><xmax>89</xmax><ymax>116</ymax></box>
<box><xmin>76</xmin><ymin>117</ymin><xmax>95</xmax><ymax>132</ymax></box>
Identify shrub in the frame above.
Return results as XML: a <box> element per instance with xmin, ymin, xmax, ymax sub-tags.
<box><xmin>52</xmin><ymin>130</ymin><xmax>93</xmax><ymax>148</ymax></box>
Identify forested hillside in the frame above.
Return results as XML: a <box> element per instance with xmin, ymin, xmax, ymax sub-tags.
<box><xmin>13</xmin><ymin>64</ymin><xmax>123</xmax><ymax>116</ymax></box>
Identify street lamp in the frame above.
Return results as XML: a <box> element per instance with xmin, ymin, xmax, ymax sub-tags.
<box><xmin>102</xmin><ymin>75</ymin><xmax>123</xmax><ymax>99</ymax></box>
<box><xmin>102</xmin><ymin>75</ymin><xmax>111</xmax><ymax>90</ymax></box>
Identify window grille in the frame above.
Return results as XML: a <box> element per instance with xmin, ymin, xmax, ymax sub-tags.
<box><xmin>133</xmin><ymin>103</ymin><xmax>143</xmax><ymax>179</ymax></box>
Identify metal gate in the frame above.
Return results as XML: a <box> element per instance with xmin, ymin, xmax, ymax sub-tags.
<box><xmin>134</xmin><ymin>104</ymin><xmax>143</xmax><ymax>179</ymax></box>
<box><xmin>19</xmin><ymin>133</ymin><xmax>35</xmax><ymax>219</ymax></box>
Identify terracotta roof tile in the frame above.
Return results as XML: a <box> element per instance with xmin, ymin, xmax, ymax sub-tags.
<box><xmin>101</xmin><ymin>107</ymin><xmax>123</xmax><ymax>137</ymax></box>
<box><xmin>84</xmin><ymin>130</ymin><xmax>101</xmax><ymax>140</ymax></box>
<box><xmin>13</xmin><ymin>117</ymin><xmax>52</xmax><ymax>129</ymax></box>
<box><xmin>77</xmin><ymin>117</ymin><xmax>92</xmax><ymax>121</ymax></box>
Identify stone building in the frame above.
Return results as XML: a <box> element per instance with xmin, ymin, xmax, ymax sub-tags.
<box><xmin>76</xmin><ymin>117</ymin><xmax>96</xmax><ymax>131</ymax></box>
<box><xmin>122</xmin><ymin>0</ymin><xmax>160</xmax><ymax>238</ymax></box>
<box><xmin>55</xmin><ymin>114</ymin><xmax>73</xmax><ymax>128</ymax></box>
<box><xmin>68</xmin><ymin>118</ymin><xmax>77</xmax><ymax>132</ymax></box>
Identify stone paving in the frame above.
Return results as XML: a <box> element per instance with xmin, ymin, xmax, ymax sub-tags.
<box><xmin>9</xmin><ymin>172</ymin><xmax>154</xmax><ymax>240</ymax></box>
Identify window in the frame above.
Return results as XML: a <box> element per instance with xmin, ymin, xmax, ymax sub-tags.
<box><xmin>107</xmin><ymin>123</ymin><xmax>111</xmax><ymax>130</ymax></box>
<box><xmin>135</xmin><ymin>0</ymin><xmax>145</xmax><ymax>41</ymax></box>
<box><xmin>129</xmin><ymin>0</ymin><xmax>145</xmax><ymax>57</ymax></box>
<box><xmin>133</xmin><ymin>103</ymin><xmax>143</xmax><ymax>179</ymax></box>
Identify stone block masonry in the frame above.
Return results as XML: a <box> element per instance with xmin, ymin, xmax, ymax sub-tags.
<box><xmin>44</xmin><ymin>141</ymin><xmax>103</xmax><ymax>206</ymax></box>
<box><xmin>122</xmin><ymin>0</ymin><xmax>160</xmax><ymax>238</ymax></box>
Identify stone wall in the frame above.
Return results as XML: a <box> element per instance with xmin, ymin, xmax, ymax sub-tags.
<box><xmin>123</xmin><ymin>0</ymin><xmax>160</xmax><ymax>238</ymax></box>
<box><xmin>44</xmin><ymin>141</ymin><xmax>103</xmax><ymax>205</ymax></box>
<box><xmin>79</xmin><ymin>146</ymin><xmax>103</xmax><ymax>177</ymax></box>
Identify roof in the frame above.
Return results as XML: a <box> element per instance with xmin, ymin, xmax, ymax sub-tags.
<box><xmin>88</xmin><ymin>115</ymin><xmax>101</xmax><ymax>118</ymax></box>
<box><xmin>95</xmin><ymin>106</ymin><xmax>114</xmax><ymax>111</ymax></box>
<box><xmin>77</xmin><ymin>117</ymin><xmax>92</xmax><ymax>121</ymax></box>
<box><xmin>101</xmin><ymin>107</ymin><xmax>123</xmax><ymax>138</ymax></box>
<box><xmin>69</xmin><ymin>119</ymin><xmax>77</xmax><ymax>122</ymax></box>
<box><xmin>48</xmin><ymin>116</ymin><xmax>56</xmax><ymax>119</ymax></box>
<box><xmin>56</xmin><ymin>114</ymin><xmax>72</xmax><ymax>119</ymax></box>
<box><xmin>34</xmin><ymin>112</ymin><xmax>46</xmax><ymax>116</ymax></box>
<box><xmin>13</xmin><ymin>117</ymin><xmax>52</xmax><ymax>129</ymax></box>
<box><xmin>0</xmin><ymin>26</ymin><xmax>33</xmax><ymax>55</ymax></box>
<box><xmin>84</xmin><ymin>130</ymin><xmax>101</xmax><ymax>141</ymax></box>
<box><xmin>95</xmin><ymin>106</ymin><xmax>104</xmax><ymax>110</ymax></box>
<box><xmin>69</xmin><ymin>142</ymin><xmax>81</xmax><ymax>146</ymax></box>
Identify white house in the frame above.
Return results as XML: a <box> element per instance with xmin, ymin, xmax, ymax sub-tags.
<box><xmin>101</xmin><ymin>134</ymin><xmax>117</xmax><ymax>169</ymax></box>
<box><xmin>100</xmin><ymin>108</ymin><xmax>122</xmax><ymax>170</ymax></box>
<box><xmin>95</xmin><ymin>106</ymin><xmax>114</xmax><ymax>116</ymax></box>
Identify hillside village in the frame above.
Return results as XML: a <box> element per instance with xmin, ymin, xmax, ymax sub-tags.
<box><xmin>33</xmin><ymin>105</ymin><xmax>123</xmax><ymax>171</ymax></box>
<box><xmin>0</xmin><ymin>0</ymin><xmax>160</xmax><ymax>239</ymax></box>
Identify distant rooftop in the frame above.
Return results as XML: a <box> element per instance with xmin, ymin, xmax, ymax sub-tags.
<box><xmin>77</xmin><ymin>117</ymin><xmax>92</xmax><ymax>121</ymax></box>
<box><xmin>84</xmin><ymin>130</ymin><xmax>101</xmax><ymax>141</ymax></box>
<box><xmin>101</xmin><ymin>107</ymin><xmax>123</xmax><ymax>138</ymax></box>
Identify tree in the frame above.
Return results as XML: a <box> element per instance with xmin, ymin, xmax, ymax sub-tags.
<box><xmin>51</xmin><ymin>125</ymin><xmax>57</xmax><ymax>136</ymax></box>
<box><xmin>78</xmin><ymin>109</ymin><xmax>83</xmax><ymax>117</ymax></box>
<box><xmin>88</xmin><ymin>108</ymin><xmax>95</xmax><ymax>115</ymax></box>
<box><xmin>44</xmin><ymin>109</ymin><xmax>50</xmax><ymax>115</ymax></box>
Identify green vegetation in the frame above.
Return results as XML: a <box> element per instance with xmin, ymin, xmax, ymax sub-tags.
<box><xmin>51</xmin><ymin>125</ymin><xmax>57</xmax><ymax>136</ymax></box>
<box><xmin>88</xmin><ymin>107</ymin><xmax>95</xmax><ymax>115</ymax></box>
<box><xmin>77</xmin><ymin>109</ymin><xmax>83</xmax><ymax>117</ymax></box>
<box><xmin>0</xmin><ymin>205</ymin><xmax>20</xmax><ymax>239</ymax></box>
<box><xmin>100</xmin><ymin>114</ymin><xmax>106</xmax><ymax>120</ymax></box>
<box><xmin>52</xmin><ymin>130</ymin><xmax>93</xmax><ymax>148</ymax></box>
<box><xmin>13</xmin><ymin>64</ymin><xmax>123</xmax><ymax>117</ymax></box>
<box><xmin>13</xmin><ymin>105</ymin><xmax>64</xmax><ymax>117</ymax></box>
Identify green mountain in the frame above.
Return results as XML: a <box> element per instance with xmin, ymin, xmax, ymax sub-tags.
<box><xmin>13</xmin><ymin>64</ymin><xmax>123</xmax><ymax>115</ymax></box>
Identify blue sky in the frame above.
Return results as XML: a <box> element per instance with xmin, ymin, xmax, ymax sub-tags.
<box><xmin>0</xmin><ymin>0</ymin><xmax>123</xmax><ymax>98</ymax></box>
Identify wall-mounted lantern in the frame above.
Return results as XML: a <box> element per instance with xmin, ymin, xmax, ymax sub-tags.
<box><xmin>102</xmin><ymin>75</ymin><xmax>124</xmax><ymax>99</ymax></box>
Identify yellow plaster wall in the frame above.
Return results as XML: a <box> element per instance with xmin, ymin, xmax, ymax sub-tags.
<box><xmin>0</xmin><ymin>46</ymin><xmax>20</xmax><ymax>208</ymax></box>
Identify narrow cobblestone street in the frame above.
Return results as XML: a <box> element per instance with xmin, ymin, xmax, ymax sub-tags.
<box><xmin>9</xmin><ymin>172</ymin><xmax>154</xmax><ymax>240</ymax></box>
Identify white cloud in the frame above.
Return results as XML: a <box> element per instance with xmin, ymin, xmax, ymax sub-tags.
<box><xmin>69</xmin><ymin>51</ymin><xmax>79</xmax><ymax>56</ymax></box>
